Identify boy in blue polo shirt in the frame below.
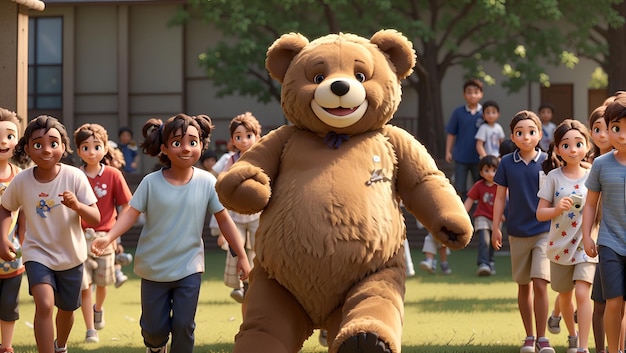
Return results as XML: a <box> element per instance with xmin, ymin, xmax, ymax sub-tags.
<box><xmin>445</xmin><ymin>78</ymin><xmax>484</xmax><ymax>200</ymax></box>
<box><xmin>491</xmin><ymin>110</ymin><xmax>554</xmax><ymax>353</ymax></box>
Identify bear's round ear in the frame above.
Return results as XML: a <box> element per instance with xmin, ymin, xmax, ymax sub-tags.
<box><xmin>265</xmin><ymin>33</ymin><xmax>309</xmax><ymax>83</ymax></box>
<box><xmin>370</xmin><ymin>30</ymin><xmax>416</xmax><ymax>80</ymax></box>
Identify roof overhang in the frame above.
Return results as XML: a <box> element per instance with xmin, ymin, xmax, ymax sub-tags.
<box><xmin>10</xmin><ymin>0</ymin><xmax>45</xmax><ymax>11</ymax></box>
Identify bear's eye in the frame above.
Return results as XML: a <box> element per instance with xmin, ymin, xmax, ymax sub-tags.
<box><xmin>314</xmin><ymin>74</ymin><xmax>325</xmax><ymax>84</ymax></box>
<box><xmin>355</xmin><ymin>72</ymin><xmax>366</xmax><ymax>82</ymax></box>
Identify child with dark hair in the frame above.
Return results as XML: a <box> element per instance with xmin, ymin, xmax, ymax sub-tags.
<box><xmin>445</xmin><ymin>78</ymin><xmax>484</xmax><ymax>200</ymax></box>
<box><xmin>537</xmin><ymin>119</ymin><xmax>595</xmax><ymax>353</ymax></box>
<box><xmin>118</xmin><ymin>126</ymin><xmax>139</xmax><ymax>174</ymax></box>
<box><xmin>475</xmin><ymin>100</ymin><xmax>505</xmax><ymax>158</ymax></box>
<box><xmin>538</xmin><ymin>103</ymin><xmax>557</xmax><ymax>152</ymax></box>
<box><xmin>0</xmin><ymin>115</ymin><xmax>100</xmax><ymax>353</ymax></box>
<box><xmin>464</xmin><ymin>155</ymin><xmax>500</xmax><ymax>276</ymax></box>
<box><xmin>582</xmin><ymin>94</ymin><xmax>626</xmax><ymax>353</ymax></box>
<box><xmin>92</xmin><ymin>113</ymin><xmax>250</xmax><ymax>353</ymax></box>
<box><xmin>492</xmin><ymin>110</ymin><xmax>553</xmax><ymax>353</ymax></box>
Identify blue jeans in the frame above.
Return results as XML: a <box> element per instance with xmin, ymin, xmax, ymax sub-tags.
<box><xmin>476</xmin><ymin>229</ymin><xmax>494</xmax><ymax>266</ymax></box>
<box><xmin>140</xmin><ymin>273</ymin><xmax>201</xmax><ymax>353</ymax></box>
<box><xmin>453</xmin><ymin>161</ymin><xmax>480</xmax><ymax>200</ymax></box>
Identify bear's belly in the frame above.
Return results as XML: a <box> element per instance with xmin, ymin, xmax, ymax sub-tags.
<box><xmin>254</xmin><ymin>132</ymin><xmax>405</xmax><ymax>322</ymax></box>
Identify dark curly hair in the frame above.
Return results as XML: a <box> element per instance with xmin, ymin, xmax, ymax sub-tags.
<box><xmin>14</xmin><ymin>115</ymin><xmax>71</xmax><ymax>166</ymax></box>
<box><xmin>140</xmin><ymin>113</ymin><xmax>214</xmax><ymax>167</ymax></box>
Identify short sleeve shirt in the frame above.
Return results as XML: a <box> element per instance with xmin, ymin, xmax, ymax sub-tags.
<box><xmin>467</xmin><ymin>179</ymin><xmax>497</xmax><ymax>222</ymax></box>
<box><xmin>2</xmin><ymin>164</ymin><xmax>97</xmax><ymax>270</ymax></box>
<box><xmin>475</xmin><ymin>123</ymin><xmax>505</xmax><ymax>157</ymax></box>
<box><xmin>446</xmin><ymin>104</ymin><xmax>483</xmax><ymax>164</ymax></box>
<box><xmin>538</xmin><ymin>168</ymin><xmax>595</xmax><ymax>264</ymax></box>
<box><xmin>585</xmin><ymin>152</ymin><xmax>626</xmax><ymax>256</ymax></box>
<box><xmin>130</xmin><ymin>167</ymin><xmax>224</xmax><ymax>282</ymax></box>
<box><xmin>494</xmin><ymin>149</ymin><xmax>550</xmax><ymax>237</ymax></box>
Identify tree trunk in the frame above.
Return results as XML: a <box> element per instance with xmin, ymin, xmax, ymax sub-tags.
<box><xmin>607</xmin><ymin>1</ymin><xmax>626</xmax><ymax>95</ymax></box>
<box><xmin>414</xmin><ymin>44</ymin><xmax>446</xmax><ymax>158</ymax></box>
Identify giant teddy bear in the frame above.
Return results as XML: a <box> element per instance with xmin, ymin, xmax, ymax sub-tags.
<box><xmin>216</xmin><ymin>30</ymin><xmax>473</xmax><ymax>353</ymax></box>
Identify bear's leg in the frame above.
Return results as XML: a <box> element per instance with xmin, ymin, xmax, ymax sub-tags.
<box><xmin>233</xmin><ymin>266</ymin><xmax>314</xmax><ymax>353</ymax></box>
<box><xmin>332</xmin><ymin>254</ymin><xmax>405</xmax><ymax>353</ymax></box>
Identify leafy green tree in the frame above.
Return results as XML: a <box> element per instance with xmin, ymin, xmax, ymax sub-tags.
<box><xmin>175</xmin><ymin>0</ymin><xmax>623</xmax><ymax>157</ymax></box>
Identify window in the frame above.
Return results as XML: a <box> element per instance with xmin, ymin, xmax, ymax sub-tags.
<box><xmin>28</xmin><ymin>17</ymin><xmax>63</xmax><ymax>110</ymax></box>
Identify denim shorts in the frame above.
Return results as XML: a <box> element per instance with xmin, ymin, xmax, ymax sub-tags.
<box><xmin>25</xmin><ymin>261</ymin><xmax>83</xmax><ymax>311</ymax></box>
<box><xmin>598</xmin><ymin>245</ymin><xmax>626</xmax><ymax>300</ymax></box>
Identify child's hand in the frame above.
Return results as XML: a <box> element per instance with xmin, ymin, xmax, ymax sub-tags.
<box><xmin>556</xmin><ymin>197</ymin><xmax>573</xmax><ymax>213</ymax></box>
<box><xmin>217</xmin><ymin>234</ymin><xmax>226</xmax><ymax>248</ymax></box>
<box><xmin>116</xmin><ymin>243</ymin><xmax>124</xmax><ymax>254</ymax></box>
<box><xmin>0</xmin><ymin>240</ymin><xmax>16</xmax><ymax>261</ymax></box>
<box><xmin>492</xmin><ymin>227</ymin><xmax>503</xmax><ymax>250</ymax></box>
<box><xmin>91</xmin><ymin>236</ymin><xmax>112</xmax><ymax>256</ymax></box>
<box><xmin>236</xmin><ymin>258</ymin><xmax>251</xmax><ymax>281</ymax></box>
<box><xmin>583</xmin><ymin>236</ymin><xmax>597</xmax><ymax>258</ymax></box>
<box><xmin>59</xmin><ymin>191</ymin><xmax>80</xmax><ymax>211</ymax></box>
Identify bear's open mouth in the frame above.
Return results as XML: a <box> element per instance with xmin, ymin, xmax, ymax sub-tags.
<box><xmin>325</xmin><ymin>107</ymin><xmax>358</xmax><ymax>116</ymax></box>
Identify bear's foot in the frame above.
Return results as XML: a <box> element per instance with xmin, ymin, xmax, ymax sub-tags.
<box><xmin>337</xmin><ymin>332</ymin><xmax>391</xmax><ymax>353</ymax></box>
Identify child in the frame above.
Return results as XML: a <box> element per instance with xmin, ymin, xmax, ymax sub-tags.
<box><xmin>491</xmin><ymin>110</ymin><xmax>554</xmax><ymax>353</ymax></box>
<box><xmin>91</xmin><ymin>113</ymin><xmax>250</xmax><ymax>353</ymax></box>
<box><xmin>475</xmin><ymin>100</ymin><xmax>505</xmax><ymax>158</ymax></box>
<box><xmin>418</xmin><ymin>230</ymin><xmax>452</xmax><ymax>275</ymax></box>
<box><xmin>0</xmin><ymin>108</ymin><xmax>24</xmax><ymax>353</ymax></box>
<box><xmin>199</xmin><ymin>150</ymin><xmax>218</xmax><ymax>177</ymax></box>
<box><xmin>223</xmin><ymin>112</ymin><xmax>260</xmax><ymax>302</ymax></box>
<box><xmin>445</xmin><ymin>78</ymin><xmax>484</xmax><ymax>199</ymax></box>
<box><xmin>582</xmin><ymin>95</ymin><xmax>626</xmax><ymax>353</ymax></box>
<box><xmin>538</xmin><ymin>103</ymin><xmax>557</xmax><ymax>152</ymax></box>
<box><xmin>118</xmin><ymin>126</ymin><xmax>139</xmax><ymax>174</ymax></box>
<box><xmin>464</xmin><ymin>155</ymin><xmax>499</xmax><ymax>276</ymax></box>
<box><xmin>537</xmin><ymin>119</ymin><xmax>595</xmax><ymax>353</ymax></box>
<box><xmin>74</xmin><ymin>123</ymin><xmax>133</xmax><ymax>343</ymax></box>
<box><xmin>0</xmin><ymin>115</ymin><xmax>100</xmax><ymax>353</ymax></box>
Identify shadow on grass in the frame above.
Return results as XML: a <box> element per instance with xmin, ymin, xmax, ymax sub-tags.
<box><xmin>400</xmin><ymin>344</ymin><xmax>521</xmax><ymax>352</ymax></box>
<box><xmin>405</xmin><ymin>297</ymin><xmax>518</xmax><ymax>313</ymax></box>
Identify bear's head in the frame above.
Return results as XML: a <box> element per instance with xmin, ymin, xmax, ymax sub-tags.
<box><xmin>266</xmin><ymin>30</ymin><xmax>416</xmax><ymax>137</ymax></box>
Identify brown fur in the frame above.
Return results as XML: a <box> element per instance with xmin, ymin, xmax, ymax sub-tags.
<box><xmin>216</xmin><ymin>30</ymin><xmax>473</xmax><ymax>353</ymax></box>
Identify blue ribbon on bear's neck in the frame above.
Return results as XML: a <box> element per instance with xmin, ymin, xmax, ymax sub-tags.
<box><xmin>324</xmin><ymin>131</ymin><xmax>350</xmax><ymax>149</ymax></box>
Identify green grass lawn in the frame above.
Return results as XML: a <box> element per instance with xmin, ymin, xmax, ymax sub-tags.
<box><xmin>9</xmin><ymin>247</ymin><xmax>594</xmax><ymax>352</ymax></box>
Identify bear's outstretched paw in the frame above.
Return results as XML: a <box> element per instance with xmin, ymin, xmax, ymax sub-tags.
<box><xmin>337</xmin><ymin>332</ymin><xmax>391</xmax><ymax>353</ymax></box>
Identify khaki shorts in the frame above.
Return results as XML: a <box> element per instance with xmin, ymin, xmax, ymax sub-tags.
<box><xmin>509</xmin><ymin>233</ymin><xmax>551</xmax><ymax>285</ymax></box>
<box><xmin>550</xmin><ymin>261</ymin><xmax>596</xmax><ymax>293</ymax></box>
<box><xmin>81</xmin><ymin>253</ymin><xmax>115</xmax><ymax>289</ymax></box>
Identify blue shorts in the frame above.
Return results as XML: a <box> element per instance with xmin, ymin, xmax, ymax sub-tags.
<box><xmin>0</xmin><ymin>275</ymin><xmax>23</xmax><ymax>321</ymax></box>
<box><xmin>25</xmin><ymin>262</ymin><xmax>83</xmax><ymax>311</ymax></box>
<box><xmin>598</xmin><ymin>246</ymin><xmax>626</xmax><ymax>301</ymax></box>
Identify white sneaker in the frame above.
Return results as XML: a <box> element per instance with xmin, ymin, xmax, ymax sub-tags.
<box><xmin>418</xmin><ymin>258</ymin><xmax>435</xmax><ymax>274</ymax></box>
<box><xmin>477</xmin><ymin>263</ymin><xmax>492</xmax><ymax>276</ymax></box>
<box><xmin>85</xmin><ymin>329</ymin><xmax>99</xmax><ymax>343</ymax></box>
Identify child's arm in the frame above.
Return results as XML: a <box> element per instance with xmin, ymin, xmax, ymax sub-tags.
<box><xmin>0</xmin><ymin>206</ymin><xmax>17</xmax><ymax>261</ymax></box>
<box><xmin>463</xmin><ymin>196</ymin><xmax>476</xmax><ymax>214</ymax></box>
<box><xmin>214</xmin><ymin>209</ymin><xmax>251</xmax><ymax>280</ymax></box>
<box><xmin>59</xmin><ymin>191</ymin><xmax>100</xmax><ymax>226</ymax></box>
<box><xmin>582</xmin><ymin>190</ymin><xmax>600</xmax><ymax>257</ymax></box>
<box><xmin>536</xmin><ymin>196</ymin><xmax>572</xmax><ymax>222</ymax></box>
<box><xmin>475</xmin><ymin>139</ymin><xmax>486</xmax><ymax>159</ymax></box>
<box><xmin>491</xmin><ymin>185</ymin><xmax>507</xmax><ymax>250</ymax></box>
<box><xmin>445</xmin><ymin>134</ymin><xmax>455</xmax><ymax>163</ymax></box>
<box><xmin>16</xmin><ymin>209</ymin><xmax>25</xmax><ymax>245</ymax></box>
<box><xmin>91</xmin><ymin>206</ymin><xmax>141</xmax><ymax>256</ymax></box>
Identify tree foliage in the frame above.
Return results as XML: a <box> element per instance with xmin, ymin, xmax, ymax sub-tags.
<box><xmin>175</xmin><ymin>0</ymin><xmax>624</xmax><ymax>157</ymax></box>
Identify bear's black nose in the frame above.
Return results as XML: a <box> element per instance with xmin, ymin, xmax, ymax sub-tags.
<box><xmin>330</xmin><ymin>80</ymin><xmax>350</xmax><ymax>96</ymax></box>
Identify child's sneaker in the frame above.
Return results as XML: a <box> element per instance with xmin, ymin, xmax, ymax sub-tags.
<box><xmin>318</xmin><ymin>329</ymin><xmax>328</xmax><ymax>347</ymax></box>
<box><xmin>230</xmin><ymin>288</ymin><xmax>245</xmax><ymax>303</ymax></box>
<box><xmin>146</xmin><ymin>346</ymin><xmax>167</xmax><ymax>353</ymax></box>
<box><xmin>535</xmin><ymin>337</ymin><xmax>555</xmax><ymax>353</ymax></box>
<box><xmin>0</xmin><ymin>347</ymin><xmax>14</xmax><ymax>353</ymax></box>
<box><xmin>520</xmin><ymin>336</ymin><xmax>535</xmax><ymax>353</ymax></box>
<box><xmin>418</xmin><ymin>258</ymin><xmax>436</xmax><ymax>274</ymax></box>
<box><xmin>567</xmin><ymin>335</ymin><xmax>578</xmax><ymax>353</ymax></box>
<box><xmin>489</xmin><ymin>261</ymin><xmax>496</xmax><ymax>275</ymax></box>
<box><xmin>115</xmin><ymin>268</ymin><xmax>128</xmax><ymax>288</ymax></box>
<box><xmin>85</xmin><ymin>329</ymin><xmax>99</xmax><ymax>343</ymax></box>
<box><xmin>477</xmin><ymin>263</ymin><xmax>491</xmax><ymax>276</ymax></box>
<box><xmin>54</xmin><ymin>340</ymin><xmax>67</xmax><ymax>353</ymax></box>
<box><xmin>440</xmin><ymin>261</ymin><xmax>452</xmax><ymax>275</ymax></box>
<box><xmin>547</xmin><ymin>315</ymin><xmax>561</xmax><ymax>334</ymax></box>
<box><xmin>93</xmin><ymin>305</ymin><xmax>105</xmax><ymax>330</ymax></box>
